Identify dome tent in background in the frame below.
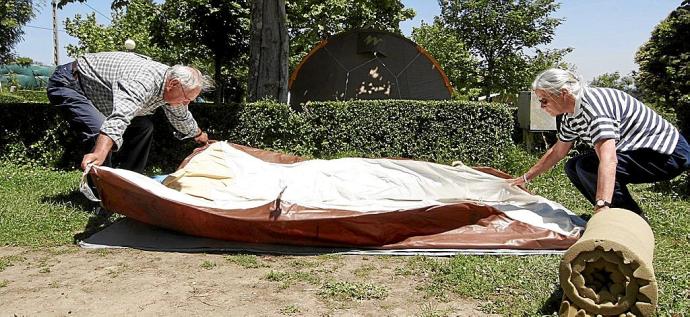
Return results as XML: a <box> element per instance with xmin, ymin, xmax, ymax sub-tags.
<box><xmin>0</xmin><ymin>64</ymin><xmax>56</xmax><ymax>90</ymax></box>
<box><xmin>289</xmin><ymin>29</ymin><xmax>453</xmax><ymax>110</ymax></box>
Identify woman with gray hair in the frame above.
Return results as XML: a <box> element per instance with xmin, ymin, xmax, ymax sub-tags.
<box><xmin>510</xmin><ymin>68</ymin><xmax>690</xmax><ymax>219</ymax></box>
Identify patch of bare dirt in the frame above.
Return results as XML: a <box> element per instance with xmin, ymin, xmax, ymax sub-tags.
<box><xmin>0</xmin><ymin>247</ymin><xmax>494</xmax><ymax>316</ymax></box>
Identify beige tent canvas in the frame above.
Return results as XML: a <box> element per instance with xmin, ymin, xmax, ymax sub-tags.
<box><xmin>86</xmin><ymin>142</ymin><xmax>585</xmax><ymax>251</ymax></box>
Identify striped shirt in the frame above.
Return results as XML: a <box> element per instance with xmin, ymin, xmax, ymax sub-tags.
<box><xmin>558</xmin><ymin>87</ymin><xmax>679</xmax><ymax>155</ymax></box>
<box><xmin>76</xmin><ymin>52</ymin><xmax>199</xmax><ymax>150</ymax></box>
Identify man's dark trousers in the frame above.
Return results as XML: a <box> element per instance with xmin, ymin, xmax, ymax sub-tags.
<box><xmin>564</xmin><ymin>136</ymin><xmax>690</xmax><ymax>214</ymax></box>
<box><xmin>46</xmin><ymin>62</ymin><xmax>153</xmax><ymax>173</ymax></box>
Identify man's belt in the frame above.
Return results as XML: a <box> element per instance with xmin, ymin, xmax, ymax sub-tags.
<box><xmin>71</xmin><ymin>60</ymin><xmax>79</xmax><ymax>80</ymax></box>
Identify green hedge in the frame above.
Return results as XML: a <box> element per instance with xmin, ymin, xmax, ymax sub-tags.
<box><xmin>0</xmin><ymin>100</ymin><xmax>514</xmax><ymax>171</ymax></box>
<box><xmin>12</xmin><ymin>90</ymin><xmax>50</xmax><ymax>103</ymax></box>
<box><xmin>0</xmin><ymin>90</ymin><xmax>50</xmax><ymax>103</ymax></box>
<box><xmin>301</xmin><ymin>100</ymin><xmax>513</xmax><ymax>164</ymax></box>
<box><xmin>0</xmin><ymin>93</ymin><xmax>25</xmax><ymax>104</ymax></box>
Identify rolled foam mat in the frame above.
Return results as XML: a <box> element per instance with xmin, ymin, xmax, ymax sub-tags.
<box><xmin>559</xmin><ymin>208</ymin><xmax>657</xmax><ymax>316</ymax></box>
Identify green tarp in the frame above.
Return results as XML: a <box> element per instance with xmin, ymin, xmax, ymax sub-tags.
<box><xmin>0</xmin><ymin>64</ymin><xmax>55</xmax><ymax>89</ymax></box>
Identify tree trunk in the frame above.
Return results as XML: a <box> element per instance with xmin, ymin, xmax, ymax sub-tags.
<box><xmin>248</xmin><ymin>0</ymin><xmax>289</xmax><ymax>103</ymax></box>
<box><xmin>483</xmin><ymin>56</ymin><xmax>494</xmax><ymax>100</ymax></box>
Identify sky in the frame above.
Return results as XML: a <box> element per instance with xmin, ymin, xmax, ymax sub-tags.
<box><xmin>16</xmin><ymin>0</ymin><xmax>683</xmax><ymax>81</ymax></box>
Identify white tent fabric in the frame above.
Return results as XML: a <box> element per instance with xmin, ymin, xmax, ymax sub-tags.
<box><xmin>152</xmin><ymin>142</ymin><xmax>585</xmax><ymax>238</ymax></box>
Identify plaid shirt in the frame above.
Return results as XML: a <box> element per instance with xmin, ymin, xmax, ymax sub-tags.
<box><xmin>75</xmin><ymin>52</ymin><xmax>199</xmax><ymax>149</ymax></box>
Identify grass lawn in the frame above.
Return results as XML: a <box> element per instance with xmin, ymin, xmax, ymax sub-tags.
<box><xmin>0</xmin><ymin>147</ymin><xmax>688</xmax><ymax>315</ymax></box>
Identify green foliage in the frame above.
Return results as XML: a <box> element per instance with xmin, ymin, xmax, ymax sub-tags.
<box><xmin>0</xmin><ymin>93</ymin><xmax>24</xmax><ymax>103</ymax></box>
<box><xmin>63</xmin><ymin>0</ymin><xmax>163</xmax><ymax>58</ymax></box>
<box><xmin>63</xmin><ymin>0</ymin><xmax>246</xmax><ymax>103</ymax></box>
<box><xmin>61</xmin><ymin>1</ymin><xmax>416</xmax><ymax>103</ymax></box>
<box><xmin>157</xmin><ymin>100</ymin><xmax>514</xmax><ymax>169</ymax></box>
<box><xmin>286</xmin><ymin>0</ymin><xmax>415</xmax><ymax>71</ymax></box>
<box><xmin>635</xmin><ymin>0</ymin><xmax>690</xmax><ymax>136</ymax></box>
<box><xmin>151</xmin><ymin>0</ymin><xmax>251</xmax><ymax>103</ymax></box>
<box><xmin>412</xmin><ymin>20</ymin><xmax>571</xmax><ymax>101</ymax></box>
<box><xmin>411</xmin><ymin>19</ymin><xmax>479</xmax><ymax>98</ymax></box>
<box><xmin>439</xmin><ymin>0</ymin><xmax>565</xmax><ymax>98</ymax></box>
<box><xmin>3</xmin><ymin>90</ymin><xmax>49</xmax><ymax>103</ymax></box>
<box><xmin>224</xmin><ymin>254</ymin><xmax>269</xmax><ymax>269</ymax></box>
<box><xmin>57</xmin><ymin>0</ymin><xmax>128</xmax><ymax>9</ymax></box>
<box><xmin>0</xmin><ymin>0</ymin><xmax>35</xmax><ymax>63</ymax></box>
<box><xmin>0</xmin><ymin>100</ymin><xmax>513</xmax><ymax>171</ymax></box>
<box><xmin>279</xmin><ymin>304</ymin><xmax>300</xmax><ymax>315</ymax></box>
<box><xmin>302</xmin><ymin>99</ymin><xmax>514</xmax><ymax>165</ymax></box>
<box><xmin>12</xmin><ymin>56</ymin><xmax>33</xmax><ymax>66</ymax></box>
<box><xmin>405</xmin><ymin>255</ymin><xmax>563</xmax><ymax>313</ymax></box>
<box><xmin>199</xmin><ymin>260</ymin><xmax>216</xmax><ymax>270</ymax></box>
<box><xmin>319</xmin><ymin>280</ymin><xmax>389</xmax><ymax>301</ymax></box>
<box><xmin>230</xmin><ymin>100</ymin><xmax>312</xmax><ymax>156</ymax></box>
<box><xmin>264</xmin><ymin>270</ymin><xmax>320</xmax><ymax>289</ymax></box>
<box><xmin>0</xmin><ymin>162</ymin><xmax>91</xmax><ymax>246</ymax></box>
<box><xmin>525</xmin><ymin>47</ymin><xmax>574</xmax><ymax>84</ymax></box>
<box><xmin>590</xmin><ymin>72</ymin><xmax>639</xmax><ymax>98</ymax></box>
<box><xmin>0</xmin><ymin>104</ymin><xmax>79</xmax><ymax>168</ymax></box>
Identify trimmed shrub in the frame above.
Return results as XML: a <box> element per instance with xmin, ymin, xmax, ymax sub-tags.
<box><xmin>11</xmin><ymin>90</ymin><xmax>50</xmax><ymax>103</ymax></box>
<box><xmin>302</xmin><ymin>100</ymin><xmax>513</xmax><ymax>165</ymax></box>
<box><xmin>0</xmin><ymin>93</ymin><xmax>25</xmax><ymax>104</ymax></box>
<box><xmin>0</xmin><ymin>90</ymin><xmax>49</xmax><ymax>103</ymax></box>
<box><xmin>1</xmin><ymin>100</ymin><xmax>514</xmax><ymax>171</ymax></box>
<box><xmin>0</xmin><ymin>104</ymin><xmax>79</xmax><ymax>168</ymax></box>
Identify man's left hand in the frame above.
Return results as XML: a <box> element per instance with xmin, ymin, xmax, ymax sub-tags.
<box><xmin>194</xmin><ymin>130</ymin><xmax>209</xmax><ymax>144</ymax></box>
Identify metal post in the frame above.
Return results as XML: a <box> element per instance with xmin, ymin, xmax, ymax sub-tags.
<box><xmin>52</xmin><ymin>0</ymin><xmax>59</xmax><ymax>65</ymax></box>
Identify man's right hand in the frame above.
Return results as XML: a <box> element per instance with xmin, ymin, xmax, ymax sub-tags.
<box><xmin>81</xmin><ymin>152</ymin><xmax>107</xmax><ymax>170</ymax></box>
<box><xmin>81</xmin><ymin>133</ymin><xmax>115</xmax><ymax>170</ymax></box>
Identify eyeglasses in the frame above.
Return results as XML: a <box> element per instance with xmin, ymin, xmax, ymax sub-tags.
<box><xmin>179</xmin><ymin>84</ymin><xmax>193</xmax><ymax>105</ymax></box>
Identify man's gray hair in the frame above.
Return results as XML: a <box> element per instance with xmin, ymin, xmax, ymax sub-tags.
<box><xmin>532</xmin><ymin>68</ymin><xmax>586</xmax><ymax>102</ymax></box>
<box><xmin>167</xmin><ymin>65</ymin><xmax>215</xmax><ymax>91</ymax></box>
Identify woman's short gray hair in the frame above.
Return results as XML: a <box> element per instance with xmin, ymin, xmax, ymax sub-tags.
<box><xmin>167</xmin><ymin>65</ymin><xmax>215</xmax><ymax>91</ymax></box>
<box><xmin>532</xmin><ymin>68</ymin><xmax>586</xmax><ymax>100</ymax></box>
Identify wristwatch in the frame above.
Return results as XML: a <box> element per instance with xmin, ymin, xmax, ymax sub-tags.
<box><xmin>595</xmin><ymin>199</ymin><xmax>611</xmax><ymax>210</ymax></box>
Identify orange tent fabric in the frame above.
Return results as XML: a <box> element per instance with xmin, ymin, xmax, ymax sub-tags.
<box><xmin>88</xmin><ymin>144</ymin><xmax>584</xmax><ymax>250</ymax></box>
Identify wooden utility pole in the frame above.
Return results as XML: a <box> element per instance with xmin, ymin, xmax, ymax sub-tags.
<box><xmin>52</xmin><ymin>0</ymin><xmax>59</xmax><ymax>65</ymax></box>
<box><xmin>248</xmin><ymin>0</ymin><xmax>289</xmax><ymax>103</ymax></box>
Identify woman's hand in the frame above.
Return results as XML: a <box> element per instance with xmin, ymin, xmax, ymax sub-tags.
<box><xmin>509</xmin><ymin>174</ymin><xmax>529</xmax><ymax>187</ymax></box>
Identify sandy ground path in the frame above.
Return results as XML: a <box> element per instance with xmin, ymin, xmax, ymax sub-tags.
<box><xmin>0</xmin><ymin>247</ymin><xmax>492</xmax><ymax>316</ymax></box>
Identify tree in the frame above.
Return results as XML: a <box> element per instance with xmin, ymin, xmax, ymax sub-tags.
<box><xmin>62</xmin><ymin>0</ymin><xmax>413</xmax><ymax>103</ymax></box>
<box><xmin>439</xmin><ymin>0</ymin><xmax>563</xmax><ymax>98</ymax></box>
<box><xmin>411</xmin><ymin>19</ymin><xmax>479</xmax><ymax>98</ymax></box>
<box><xmin>63</xmin><ymin>0</ymin><xmax>163</xmax><ymax>59</ymax></box>
<box><xmin>57</xmin><ymin>0</ymin><xmax>130</xmax><ymax>9</ymax></box>
<box><xmin>248</xmin><ymin>0</ymin><xmax>288</xmax><ymax>102</ymax></box>
<box><xmin>589</xmin><ymin>72</ymin><xmax>638</xmax><ymax>98</ymax></box>
<box><xmin>62</xmin><ymin>0</ymin><xmax>250</xmax><ymax>103</ymax></box>
<box><xmin>286</xmin><ymin>0</ymin><xmax>415</xmax><ymax>71</ymax></box>
<box><xmin>635</xmin><ymin>0</ymin><xmax>690</xmax><ymax>135</ymax></box>
<box><xmin>521</xmin><ymin>47</ymin><xmax>573</xmax><ymax>89</ymax></box>
<box><xmin>0</xmin><ymin>0</ymin><xmax>36</xmax><ymax>64</ymax></box>
<box><xmin>151</xmin><ymin>0</ymin><xmax>250</xmax><ymax>103</ymax></box>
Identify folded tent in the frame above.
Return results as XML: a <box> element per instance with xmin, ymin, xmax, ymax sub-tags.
<box><xmin>86</xmin><ymin>142</ymin><xmax>586</xmax><ymax>250</ymax></box>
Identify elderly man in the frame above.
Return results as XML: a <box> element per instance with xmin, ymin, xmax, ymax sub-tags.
<box><xmin>47</xmin><ymin>51</ymin><xmax>213</xmax><ymax>173</ymax></box>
